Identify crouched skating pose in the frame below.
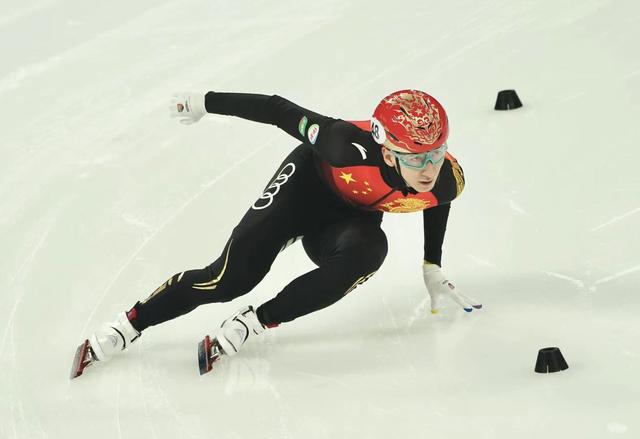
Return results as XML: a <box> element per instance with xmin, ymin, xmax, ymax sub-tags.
<box><xmin>71</xmin><ymin>89</ymin><xmax>481</xmax><ymax>378</ymax></box>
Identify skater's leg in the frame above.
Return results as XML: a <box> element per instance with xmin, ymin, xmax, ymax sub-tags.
<box><xmin>130</xmin><ymin>228</ymin><xmax>286</xmax><ymax>331</ymax></box>
<box><xmin>128</xmin><ymin>145</ymin><xmax>318</xmax><ymax>332</ymax></box>
<box><xmin>75</xmin><ymin>146</ymin><xmax>319</xmax><ymax>371</ymax></box>
<box><xmin>256</xmin><ymin>216</ymin><xmax>388</xmax><ymax>325</ymax></box>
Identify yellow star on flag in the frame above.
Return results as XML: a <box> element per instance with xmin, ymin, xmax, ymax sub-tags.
<box><xmin>339</xmin><ymin>172</ymin><xmax>357</xmax><ymax>184</ymax></box>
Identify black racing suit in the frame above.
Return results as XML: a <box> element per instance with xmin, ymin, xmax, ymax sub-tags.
<box><xmin>129</xmin><ymin>93</ymin><xmax>454</xmax><ymax>331</ymax></box>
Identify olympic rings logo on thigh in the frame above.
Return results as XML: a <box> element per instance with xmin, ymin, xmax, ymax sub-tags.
<box><xmin>252</xmin><ymin>163</ymin><xmax>297</xmax><ymax>210</ymax></box>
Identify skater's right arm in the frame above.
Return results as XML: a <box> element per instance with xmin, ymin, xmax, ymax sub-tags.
<box><xmin>171</xmin><ymin>92</ymin><xmax>373</xmax><ymax>167</ymax></box>
<box><xmin>204</xmin><ymin>92</ymin><xmax>329</xmax><ymax>131</ymax></box>
<box><xmin>205</xmin><ymin>92</ymin><xmax>369</xmax><ymax>165</ymax></box>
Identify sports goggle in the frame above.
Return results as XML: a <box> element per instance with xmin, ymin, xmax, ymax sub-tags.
<box><xmin>388</xmin><ymin>143</ymin><xmax>448</xmax><ymax>169</ymax></box>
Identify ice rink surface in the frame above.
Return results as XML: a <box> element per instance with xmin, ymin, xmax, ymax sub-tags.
<box><xmin>1</xmin><ymin>0</ymin><xmax>639</xmax><ymax>437</ymax></box>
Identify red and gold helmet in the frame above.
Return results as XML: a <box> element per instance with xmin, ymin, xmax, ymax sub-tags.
<box><xmin>371</xmin><ymin>89</ymin><xmax>449</xmax><ymax>153</ymax></box>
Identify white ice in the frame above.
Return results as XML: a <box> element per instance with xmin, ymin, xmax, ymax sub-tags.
<box><xmin>1</xmin><ymin>0</ymin><xmax>639</xmax><ymax>438</ymax></box>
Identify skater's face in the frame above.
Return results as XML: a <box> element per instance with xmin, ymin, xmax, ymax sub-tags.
<box><xmin>381</xmin><ymin>146</ymin><xmax>445</xmax><ymax>193</ymax></box>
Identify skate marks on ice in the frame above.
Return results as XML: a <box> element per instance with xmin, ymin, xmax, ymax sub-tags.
<box><xmin>0</xmin><ymin>0</ymin><xmax>57</xmax><ymax>30</ymax></box>
<box><xmin>380</xmin><ymin>297</ymin><xmax>419</xmax><ymax>377</ymax></box>
<box><xmin>589</xmin><ymin>206</ymin><xmax>640</xmax><ymax>232</ymax></box>
<box><xmin>0</xmin><ymin>211</ymin><xmax>59</xmax><ymax>359</ymax></box>
<box><xmin>0</xmin><ymin>51</ymin><xmax>66</xmax><ymax>93</ymax></box>
<box><xmin>120</xmin><ymin>213</ymin><xmax>156</xmax><ymax>236</ymax></box>
<box><xmin>216</xmin><ymin>355</ymin><xmax>282</xmax><ymax>398</ymax></box>
<box><xmin>541</xmin><ymin>271</ymin><xmax>586</xmax><ymax>290</ymax></box>
<box><xmin>88</xmin><ymin>345</ymin><xmax>197</xmax><ymax>439</ymax></box>
<box><xmin>542</xmin><ymin>264</ymin><xmax>640</xmax><ymax>293</ymax></box>
<box><xmin>594</xmin><ymin>264</ymin><xmax>640</xmax><ymax>286</ymax></box>
<box><xmin>134</xmin><ymin>351</ymin><xmax>205</xmax><ymax>439</ymax></box>
<box><xmin>607</xmin><ymin>422</ymin><xmax>629</xmax><ymax>434</ymax></box>
<box><xmin>622</xmin><ymin>68</ymin><xmax>640</xmax><ymax>81</ymax></box>
<box><xmin>507</xmin><ymin>199</ymin><xmax>529</xmax><ymax>216</ymax></box>
<box><xmin>587</xmin><ymin>206</ymin><xmax>640</xmax><ymax>286</ymax></box>
<box><xmin>554</xmin><ymin>91</ymin><xmax>586</xmax><ymax>104</ymax></box>
<box><xmin>294</xmin><ymin>370</ymin><xmax>394</xmax><ymax>415</ymax></box>
<box><xmin>101</xmin><ymin>334</ymin><xmax>286</xmax><ymax>436</ymax></box>
<box><xmin>465</xmin><ymin>254</ymin><xmax>498</xmax><ymax>269</ymax></box>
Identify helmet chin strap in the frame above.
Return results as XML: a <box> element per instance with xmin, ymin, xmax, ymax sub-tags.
<box><xmin>394</xmin><ymin>157</ymin><xmax>406</xmax><ymax>183</ymax></box>
<box><xmin>394</xmin><ymin>157</ymin><xmax>412</xmax><ymax>195</ymax></box>
<box><xmin>384</xmin><ymin>145</ymin><xmax>414</xmax><ymax>194</ymax></box>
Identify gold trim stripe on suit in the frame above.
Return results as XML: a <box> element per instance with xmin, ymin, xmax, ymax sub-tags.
<box><xmin>344</xmin><ymin>271</ymin><xmax>377</xmax><ymax>295</ymax></box>
<box><xmin>193</xmin><ymin>239</ymin><xmax>233</xmax><ymax>291</ymax></box>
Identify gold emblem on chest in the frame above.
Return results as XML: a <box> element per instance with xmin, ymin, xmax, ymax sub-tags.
<box><xmin>381</xmin><ymin>197</ymin><xmax>431</xmax><ymax>213</ymax></box>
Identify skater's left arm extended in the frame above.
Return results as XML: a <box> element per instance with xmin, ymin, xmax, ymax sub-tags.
<box><xmin>422</xmin><ymin>204</ymin><xmax>482</xmax><ymax>314</ymax></box>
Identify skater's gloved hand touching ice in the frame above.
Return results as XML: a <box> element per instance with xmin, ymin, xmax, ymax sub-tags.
<box><xmin>422</xmin><ymin>262</ymin><xmax>482</xmax><ymax>314</ymax></box>
<box><xmin>170</xmin><ymin>92</ymin><xmax>207</xmax><ymax>125</ymax></box>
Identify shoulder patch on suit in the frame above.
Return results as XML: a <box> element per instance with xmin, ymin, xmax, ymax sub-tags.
<box><xmin>298</xmin><ymin>116</ymin><xmax>308</xmax><ymax>136</ymax></box>
<box><xmin>308</xmin><ymin>124</ymin><xmax>320</xmax><ymax>144</ymax></box>
<box><xmin>449</xmin><ymin>157</ymin><xmax>465</xmax><ymax>197</ymax></box>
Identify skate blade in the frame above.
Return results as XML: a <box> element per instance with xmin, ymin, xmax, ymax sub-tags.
<box><xmin>197</xmin><ymin>335</ymin><xmax>221</xmax><ymax>375</ymax></box>
<box><xmin>70</xmin><ymin>340</ymin><xmax>93</xmax><ymax>379</ymax></box>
